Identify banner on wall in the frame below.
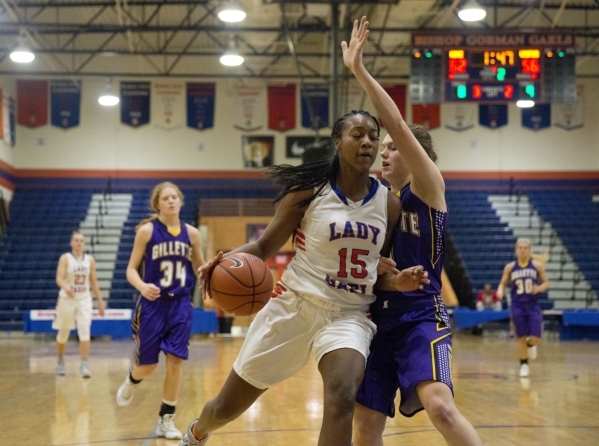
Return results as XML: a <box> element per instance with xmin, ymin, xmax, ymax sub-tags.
<box><xmin>152</xmin><ymin>81</ymin><xmax>185</xmax><ymax>130</ymax></box>
<box><xmin>285</xmin><ymin>135</ymin><xmax>333</xmax><ymax>158</ymax></box>
<box><xmin>443</xmin><ymin>103</ymin><xmax>476</xmax><ymax>132</ymax></box>
<box><xmin>186</xmin><ymin>83</ymin><xmax>215</xmax><ymax>131</ymax></box>
<box><xmin>120</xmin><ymin>81</ymin><xmax>150</xmax><ymax>128</ymax></box>
<box><xmin>553</xmin><ymin>85</ymin><xmax>584</xmax><ymax>131</ymax></box>
<box><xmin>301</xmin><ymin>84</ymin><xmax>329</xmax><ymax>130</ymax></box>
<box><xmin>521</xmin><ymin>104</ymin><xmax>551</xmax><ymax>131</ymax></box>
<box><xmin>50</xmin><ymin>80</ymin><xmax>81</xmax><ymax>129</ymax></box>
<box><xmin>3</xmin><ymin>96</ymin><xmax>15</xmax><ymax>146</ymax></box>
<box><xmin>17</xmin><ymin>79</ymin><xmax>48</xmax><ymax>128</ymax></box>
<box><xmin>242</xmin><ymin>135</ymin><xmax>274</xmax><ymax>168</ymax></box>
<box><xmin>233</xmin><ymin>82</ymin><xmax>265</xmax><ymax>132</ymax></box>
<box><xmin>479</xmin><ymin>104</ymin><xmax>508</xmax><ymax>129</ymax></box>
<box><xmin>380</xmin><ymin>84</ymin><xmax>406</xmax><ymax>127</ymax></box>
<box><xmin>267</xmin><ymin>84</ymin><xmax>296</xmax><ymax>132</ymax></box>
<box><xmin>412</xmin><ymin>104</ymin><xmax>440</xmax><ymax>130</ymax></box>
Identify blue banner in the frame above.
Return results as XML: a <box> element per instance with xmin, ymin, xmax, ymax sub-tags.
<box><xmin>301</xmin><ymin>84</ymin><xmax>329</xmax><ymax>130</ymax></box>
<box><xmin>51</xmin><ymin>80</ymin><xmax>81</xmax><ymax>129</ymax></box>
<box><xmin>479</xmin><ymin>104</ymin><xmax>508</xmax><ymax>129</ymax></box>
<box><xmin>186</xmin><ymin>83</ymin><xmax>215</xmax><ymax>130</ymax></box>
<box><xmin>521</xmin><ymin>103</ymin><xmax>551</xmax><ymax>131</ymax></box>
<box><xmin>121</xmin><ymin>82</ymin><xmax>150</xmax><ymax>127</ymax></box>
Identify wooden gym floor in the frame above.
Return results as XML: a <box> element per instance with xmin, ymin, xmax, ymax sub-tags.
<box><xmin>1</xmin><ymin>331</ymin><xmax>598</xmax><ymax>446</ymax></box>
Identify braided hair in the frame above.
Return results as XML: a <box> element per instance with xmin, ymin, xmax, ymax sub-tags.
<box><xmin>268</xmin><ymin>110</ymin><xmax>380</xmax><ymax>208</ymax></box>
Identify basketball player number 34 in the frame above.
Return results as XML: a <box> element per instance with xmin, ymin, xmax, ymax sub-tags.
<box><xmin>160</xmin><ymin>260</ymin><xmax>186</xmax><ymax>287</ymax></box>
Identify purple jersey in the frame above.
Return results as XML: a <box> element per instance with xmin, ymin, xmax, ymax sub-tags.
<box><xmin>371</xmin><ymin>184</ymin><xmax>447</xmax><ymax>314</ymax></box>
<box><xmin>143</xmin><ymin>219</ymin><xmax>195</xmax><ymax>298</ymax></box>
<box><xmin>508</xmin><ymin>260</ymin><xmax>541</xmax><ymax>308</ymax></box>
<box><xmin>358</xmin><ymin>183</ymin><xmax>452</xmax><ymax>418</ymax></box>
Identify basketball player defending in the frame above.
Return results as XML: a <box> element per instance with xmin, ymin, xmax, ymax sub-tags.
<box><xmin>497</xmin><ymin>238</ymin><xmax>549</xmax><ymax>377</ymax></box>
<box><xmin>178</xmin><ymin>109</ymin><xmax>429</xmax><ymax>446</ymax></box>
<box><xmin>116</xmin><ymin>182</ymin><xmax>205</xmax><ymax>440</ymax></box>
<box><xmin>345</xmin><ymin>17</ymin><xmax>482</xmax><ymax>446</ymax></box>
<box><xmin>54</xmin><ymin>231</ymin><xmax>105</xmax><ymax>378</ymax></box>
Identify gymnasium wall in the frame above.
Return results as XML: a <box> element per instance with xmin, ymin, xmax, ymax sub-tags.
<box><xmin>0</xmin><ymin>79</ymin><xmax>15</xmax><ymax>199</ymax></box>
<box><xmin>0</xmin><ymin>75</ymin><xmax>598</xmax><ymax>200</ymax></box>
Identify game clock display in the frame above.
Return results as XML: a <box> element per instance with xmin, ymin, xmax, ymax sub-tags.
<box><xmin>444</xmin><ymin>48</ymin><xmax>542</xmax><ymax>102</ymax></box>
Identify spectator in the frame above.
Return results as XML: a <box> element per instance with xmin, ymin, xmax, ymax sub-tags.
<box><xmin>476</xmin><ymin>284</ymin><xmax>502</xmax><ymax>311</ymax></box>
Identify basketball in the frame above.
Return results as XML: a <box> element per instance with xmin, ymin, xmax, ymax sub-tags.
<box><xmin>209</xmin><ymin>253</ymin><xmax>274</xmax><ymax>316</ymax></box>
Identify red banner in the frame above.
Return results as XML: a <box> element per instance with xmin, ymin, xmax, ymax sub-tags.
<box><xmin>412</xmin><ymin>104</ymin><xmax>441</xmax><ymax>130</ymax></box>
<box><xmin>379</xmin><ymin>84</ymin><xmax>406</xmax><ymax>128</ymax></box>
<box><xmin>17</xmin><ymin>80</ymin><xmax>48</xmax><ymax>128</ymax></box>
<box><xmin>268</xmin><ymin>84</ymin><xmax>296</xmax><ymax>131</ymax></box>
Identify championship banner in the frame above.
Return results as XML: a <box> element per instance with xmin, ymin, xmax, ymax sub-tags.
<box><xmin>50</xmin><ymin>80</ymin><xmax>81</xmax><ymax>129</ymax></box>
<box><xmin>120</xmin><ymin>81</ymin><xmax>150</xmax><ymax>128</ymax></box>
<box><xmin>186</xmin><ymin>83</ymin><xmax>215</xmax><ymax>131</ymax></box>
<box><xmin>479</xmin><ymin>104</ymin><xmax>508</xmax><ymax>129</ymax></box>
<box><xmin>17</xmin><ymin>79</ymin><xmax>48</xmax><ymax>128</ymax></box>
<box><xmin>242</xmin><ymin>135</ymin><xmax>274</xmax><ymax>168</ymax></box>
<box><xmin>412</xmin><ymin>104</ymin><xmax>440</xmax><ymax>130</ymax></box>
<box><xmin>152</xmin><ymin>81</ymin><xmax>185</xmax><ymax>130</ymax></box>
<box><xmin>301</xmin><ymin>84</ymin><xmax>329</xmax><ymax>130</ymax></box>
<box><xmin>4</xmin><ymin>96</ymin><xmax>15</xmax><ymax>146</ymax></box>
<box><xmin>380</xmin><ymin>84</ymin><xmax>406</xmax><ymax>127</ymax></box>
<box><xmin>443</xmin><ymin>103</ymin><xmax>476</xmax><ymax>132</ymax></box>
<box><xmin>232</xmin><ymin>82</ymin><xmax>265</xmax><ymax>132</ymax></box>
<box><xmin>268</xmin><ymin>84</ymin><xmax>296</xmax><ymax>132</ymax></box>
<box><xmin>553</xmin><ymin>84</ymin><xmax>583</xmax><ymax>131</ymax></box>
<box><xmin>521</xmin><ymin>103</ymin><xmax>551</xmax><ymax>131</ymax></box>
<box><xmin>341</xmin><ymin>81</ymin><xmax>366</xmax><ymax>114</ymax></box>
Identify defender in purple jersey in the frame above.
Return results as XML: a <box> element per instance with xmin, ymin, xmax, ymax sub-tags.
<box><xmin>346</xmin><ymin>17</ymin><xmax>482</xmax><ymax>446</ymax></box>
<box><xmin>497</xmin><ymin>239</ymin><xmax>549</xmax><ymax>377</ymax></box>
<box><xmin>116</xmin><ymin>182</ymin><xmax>205</xmax><ymax>440</ymax></box>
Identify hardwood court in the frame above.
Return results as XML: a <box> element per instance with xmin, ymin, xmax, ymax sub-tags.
<box><xmin>2</xmin><ymin>332</ymin><xmax>598</xmax><ymax>446</ymax></box>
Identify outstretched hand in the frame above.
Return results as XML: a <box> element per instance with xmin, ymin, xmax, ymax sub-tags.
<box><xmin>377</xmin><ymin>256</ymin><xmax>399</xmax><ymax>276</ymax></box>
<box><xmin>341</xmin><ymin>16</ymin><xmax>369</xmax><ymax>73</ymax></box>
<box><xmin>394</xmin><ymin>266</ymin><xmax>430</xmax><ymax>292</ymax></box>
<box><xmin>197</xmin><ymin>251</ymin><xmax>224</xmax><ymax>298</ymax></box>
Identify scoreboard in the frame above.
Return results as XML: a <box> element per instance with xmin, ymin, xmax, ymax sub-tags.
<box><xmin>410</xmin><ymin>31</ymin><xmax>576</xmax><ymax>104</ymax></box>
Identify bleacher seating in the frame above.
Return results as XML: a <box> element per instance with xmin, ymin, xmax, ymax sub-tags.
<box><xmin>0</xmin><ymin>189</ymin><xmax>92</xmax><ymax>330</ymax></box>
<box><xmin>527</xmin><ymin>191</ymin><xmax>599</xmax><ymax>304</ymax></box>
<box><xmin>446</xmin><ymin>190</ymin><xmax>516</xmax><ymax>300</ymax></box>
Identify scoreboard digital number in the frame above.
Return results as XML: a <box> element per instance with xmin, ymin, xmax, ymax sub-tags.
<box><xmin>410</xmin><ymin>31</ymin><xmax>576</xmax><ymax>104</ymax></box>
<box><xmin>444</xmin><ymin>48</ymin><xmax>541</xmax><ymax>102</ymax></box>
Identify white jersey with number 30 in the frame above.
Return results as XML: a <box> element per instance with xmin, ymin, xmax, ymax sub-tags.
<box><xmin>280</xmin><ymin>178</ymin><xmax>388</xmax><ymax>309</ymax></box>
<box><xmin>58</xmin><ymin>253</ymin><xmax>92</xmax><ymax>299</ymax></box>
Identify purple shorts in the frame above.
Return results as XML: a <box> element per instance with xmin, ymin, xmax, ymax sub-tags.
<box><xmin>356</xmin><ymin>295</ymin><xmax>453</xmax><ymax>418</ymax></box>
<box><xmin>511</xmin><ymin>305</ymin><xmax>542</xmax><ymax>338</ymax></box>
<box><xmin>132</xmin><ymin>295</ymin><xmax>193</xmax><ymax>365</ymax></box>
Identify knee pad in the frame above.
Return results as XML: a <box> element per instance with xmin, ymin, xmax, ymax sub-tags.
<box><xmin>56</xmin><ymin>329</ymin><xmax>70</xmax><ymax>344</ymax></box>
<box><xmin>77</xmin><ymin>325</ymin><xmax>91</xmax><ymax>342</ymax></box>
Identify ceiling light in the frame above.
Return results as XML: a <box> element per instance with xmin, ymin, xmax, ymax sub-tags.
<box><xmin>218</xmin><ymin>2</ymin><xmax>246</xmax><ymax>23</ymax></box>
<box><xmin>516</xmin><ymin>100</ymin><xmax>535</xmax><ymax>108</ymax></box>
<box><xmin>458</xmin><ymin>0</ymin><xmax>487</xmax><ymax>21</ymax></box>
<box><xmin>98</xmin><ymin>79</ymin><xmax>119</xmax><ymax>106</ymax></box>
<box><xmin>10</xmin><ymin>32</ymin><xmax>35</xmax><ymax>63</ymax></box>
<box><xmin>220</xmin><ymin>37</ymin><xmax>244</xmax><ymax>66</ymax></box>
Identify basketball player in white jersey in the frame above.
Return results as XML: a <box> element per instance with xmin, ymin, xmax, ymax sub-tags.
<box><xmin>54</xmin><ymin>231</ymin><xmax>105</xmax><ymax>377</ymax></box>
<box><xmin>179</xmin><ymin>110</ymin><xmax>429</xmax><ymax>446</ymax></box>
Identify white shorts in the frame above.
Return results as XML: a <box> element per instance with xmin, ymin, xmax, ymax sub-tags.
<box><xmin>52</xmin><ymin>295</ymin><xmax>93</xmax><ymax>332</ymax></box>
<box><xmin>233</xmin><ymin>288</ymin><xmax>376</xmax><ymax>389</ymax></box>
